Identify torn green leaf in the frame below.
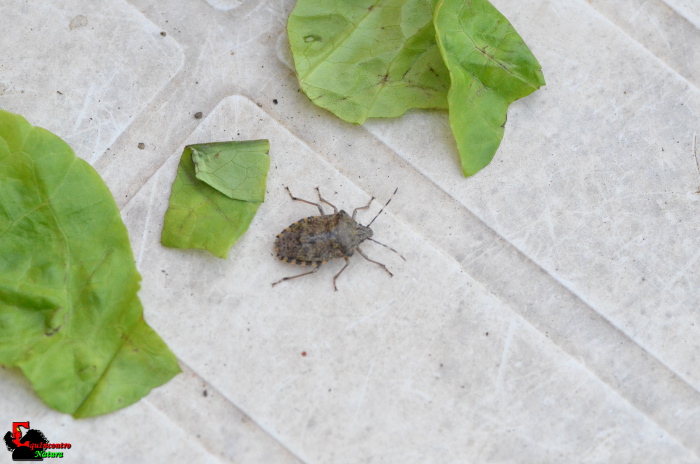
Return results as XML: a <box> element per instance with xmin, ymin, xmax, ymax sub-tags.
<box><xmin>288</xmin><ymin>0</ymin><xmax>545</xmax><ymax>176</ymax></box>
<box><xmin>0</xmin><ymin>108</ymin><xmax>180</xmax><ymax>418</ymax></box>
<box><xmin>161</xmin><ymin>140</ymin><xmax>270</xmax><ymax>259</ymax></box>
<box><xmin>434</xmin><ymin>0</ymin><xmax>545</xmax><ymax>176</ymax></box>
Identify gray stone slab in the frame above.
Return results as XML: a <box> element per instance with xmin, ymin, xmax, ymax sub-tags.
<box><xmin>2</xmin><ymin>0</ymin><xmax>700</xmax><ymax>461</ymax></box>
<box><xmin>0</xmin><ymin>0</ymin><xmax>183</xmax><ymax>164</ymax></box>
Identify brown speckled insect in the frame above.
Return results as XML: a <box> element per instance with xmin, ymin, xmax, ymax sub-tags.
<box><xmin>272</xmin><ymin>186</ymin><xmax>404</xmax><ymax>291</ymax></box>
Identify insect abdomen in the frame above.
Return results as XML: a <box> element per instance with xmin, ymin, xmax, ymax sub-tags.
<box><xmin>274</xmin><ymin>214</ymin><xmax>349</xmax><ymax>263</ymax></box>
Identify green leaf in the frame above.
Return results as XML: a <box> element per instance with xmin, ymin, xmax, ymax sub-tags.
<box><xmin>192</xmin><ymin>140</ymin><xmax>270</xmax><ymax>202</ymax></box>
<box><xmin>0</xmin><ymin>108</ymin><xmax>180</xmax><ymax>417</ymax></box>
<box><xmin>288</xmin><ymin>0</ymin><xmax>450</xmax><ymax>124</ymax></box>
<box><xmin>161</xmin><ymin>141</ymin><xmax>270</xmax><ymax>259</ymax></box>
<box><xmin>287</xmin><ymin>0</ymin><xmax>545</xmax><ymax>177</ymax></box>
<box><xmin>434</xmin><ymin>0</ymin><xmax>545</xmax><ymax>176</ymax></box>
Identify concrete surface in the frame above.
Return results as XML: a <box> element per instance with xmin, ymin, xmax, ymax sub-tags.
<box><xmin>1</xmin><ymin>0</ymin><xmax>699</xmax><ymax>462</ymax></box>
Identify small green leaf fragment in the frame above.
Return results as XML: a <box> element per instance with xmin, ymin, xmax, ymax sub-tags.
<box><xmin>0</xmin><ymin>108</ymin><xmax>180</xmax><ymax>417</ymax></box>
<box><xmin>434</xmin><ymin>0</ymin><xmax>545</xmax><ymax>176</ymax></box>
<box><xmin>191</xmin><ymin>139</ymin><xmax>270</xmax><ymax>202</ymax></box>
<box><xmin>161</xmin><ymin>140</ymin><xmax>270</xmax><ymax>259</ymax></box>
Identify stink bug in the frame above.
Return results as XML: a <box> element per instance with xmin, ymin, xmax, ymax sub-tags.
<box><xmin>272</xmin><ymin>186</ymin><xmax>404</xmax><ymax>291</ymax></box>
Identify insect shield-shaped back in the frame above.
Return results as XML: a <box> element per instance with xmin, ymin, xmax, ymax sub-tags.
<box><xmin>275</xmin><ymin>211</ymin><xmax>372</xmax><ymax>263</ymax></box>
<box><xmin>272</xmin><ymin>187</ymin><xmax>402</xmax><ymax>291</ymax></box>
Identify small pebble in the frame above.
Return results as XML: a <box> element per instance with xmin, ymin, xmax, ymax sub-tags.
<box><xmin>137</xmin><ymin>143</ymin><xmax>145</xmax><ymax>149</ymax></box>
<box><xmin>273</xmin><ymin>99</ymin><xmax>278</xmax><ymax>104</ymax></box>
<box><xmin>194</xmin><ymin>112</ymin><xmax>203</xmax><ymax>119</ymax></box>
<box><xmin>160</xmin><ymin>31</ymin><xmax>166</xmax><ymax>37</ymax></box>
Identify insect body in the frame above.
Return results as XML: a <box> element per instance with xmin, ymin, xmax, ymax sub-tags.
<box><xmin>272</xmin><ymin>187</ymin><xmax>403</xmax><ymax>291</ymax></box>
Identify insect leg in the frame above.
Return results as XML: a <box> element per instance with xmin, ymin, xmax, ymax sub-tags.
<box><xmin>271</xmin><ymin>264</ymin><xmax>322</xmax><ymax>287</ymax></box>
<box><xmin>352</xmin><ymin>196</ymin><xmax>374</xmax><ymax>220</ymax></box>
<box><xmin>285</xmin><ymin>186</ymin><xmax>324</xmax><ymax>215</ymax></box>
<box><xmin>332</xmin><ymin>257</ymin><xmax>351</xmax><ymax>292</ymax></box>
<box><xmin>357</xmin><ymin>248</ymin><xmax>393</xmax><ymax>277</ymax></box>
<box><xmin>316</xmin><ymin>187</ymin><xmax>338</xmax><ymax>213</ymax></box>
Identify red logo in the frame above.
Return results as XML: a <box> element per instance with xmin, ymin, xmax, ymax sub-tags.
<box><xmin>3</xmin><ymin>422</ymin><xmax>71</xmax><ymax>460</ymax></box>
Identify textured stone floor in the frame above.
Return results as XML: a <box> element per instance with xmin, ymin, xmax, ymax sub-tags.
<box><xmin>2</xmin><ymin>0</ymin><xmax>700</xmax><ymax>462</ymax></box>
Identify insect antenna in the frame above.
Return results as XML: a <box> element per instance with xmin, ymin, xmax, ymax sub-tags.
<box><xmin>368</xmin><ymin>237</ymin><xmax>406</xmax><ymax>261</ymax></box>
<box><xmin>366</xmin><ymin>187</ymin><xmax>398</xmax><ymax>228</ymax></box>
